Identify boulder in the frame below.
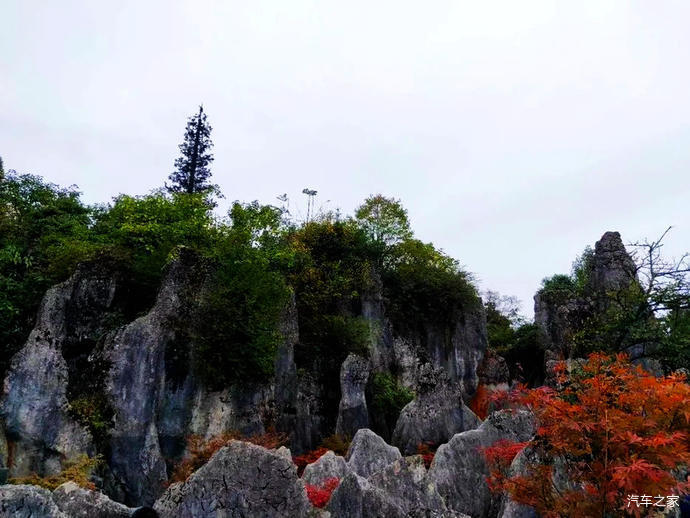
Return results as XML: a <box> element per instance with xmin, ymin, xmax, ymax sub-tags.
<box><xmin>153</xmin><ymin>440</ymin><xmax>311</xmax><ymax>518</ymax></box>
<box><xmin>302</xmin><ymin>450</ymin><xmax>350</xmax><ymax>486</ymax></box>
<box><xmin>346</xmin><ymin>429</ymin><xmax>401</xmax><ymax>478</ymax></box>
<box><xmin>335</xmin><ymin>354</ymin><xmax>370</xmax><ymax>437</ymax></box>
<box><xmin>328</xmin><ymin>460</ymin><xmax>471</xmax><ymax>518</ymax></box>
<box><xmin>326</xmin><ymin>472</ymin><xmax>404</xmax><ymax>518</ymax></box>
<box><xmin>52</xmin><ymin>481</ymin><xmax>133</xmax><ymax>518</ymax></box>
<box><xmin>392</xmin><ymin>365</ymin><xmax>480</xmax><ymax>455</ymax></box>
<box><xmin>366</xmin><ymin>456</ymin><xmax>447</xmax><ymax>516</ymax></box>
<box><xmin>427</xmin><ymin>410</ymin><xmax>535</xmax><ymax>518</ymax></box>
<box><xmin>0</xmin><ymin>485</ymin><xmax>67</xmax><ymax>518</ymax></box>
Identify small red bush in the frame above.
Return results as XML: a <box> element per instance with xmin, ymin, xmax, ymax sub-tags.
<box><xmin>305</xmin><ymin>477</ymin><xmax>340</xmax><ymax>508</ymax></box>
<box><xmin>416</xmin><ymin>441</ymin><xmax>437</xmax><ymax>469</ymax></box>
<box><xmin>293</xmin><ymin>447</ymin><xmax>329</xmax><ymax>476</ymax></box>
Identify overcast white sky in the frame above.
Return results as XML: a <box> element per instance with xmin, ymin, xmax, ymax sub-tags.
<box><xmin>2</xmin><ymin>1</ymin><xmax>689</xmax><ymax>318</ymax></box>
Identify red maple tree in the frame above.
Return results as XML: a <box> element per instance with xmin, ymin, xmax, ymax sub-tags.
<box><xmin>484</xmin><ymin>353</ymin><xmax>690</xmax><ymax>517</ymax></box>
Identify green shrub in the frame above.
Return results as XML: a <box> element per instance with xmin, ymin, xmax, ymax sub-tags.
<box><xmin>369</xmin><ymin>372</ymin><xmax>414</xmax><ymax>429</ymax></box>
<box><xmin>383</xmin><ymin>239</ymin><xmax>480</xmax><ymax>331</ymax></box>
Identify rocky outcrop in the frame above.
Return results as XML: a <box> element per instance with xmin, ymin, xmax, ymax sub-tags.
<box><xmin>154</xmin><ymin>440</ymin><xmax>311</xmax><ymax>518</ymax></box>
<box><xmin>0</xmin><ymin>262</ymin><xmax>123</xmax><ymax>477</ymax></box>
<box><xmin>427</xmin><ymin>410</ymin><xmax>535</xmax><ymax>518</ymax></box>
<box><xmin>302</xmin><ymin>450</ymin><xmax>350</xmax><ymax>486</ymax></box>
<box><xmin>345</xmin><ymin>428</ymin><xmax>401</xmax><ymax>478</ymax></box>
<box><xmin>52</xmin><ymin>481</ymin><xmax>133</xmax><ymax>518</ymax></box>
<box><xmin>534</xmin><ymin>231</ymin><xmax>640</xmax><ymax>361</ymax></box>
<box><xmin>477</xmin><ymin>350</ymin><xmax>511</xmax><ymax>389</ymax></box>
<box><xmin>392</xmin><ymin>365</ymin><xmax>480</xmax><ymax>455</ymax></box>
<box><xmin>0</xmin><ymin>485</ymin><xmax>67</xmax><ymax>518</ymax></box>
<box><xmin>103</xmin><ymin>250</ymin><xmax>207</xmax><ymax>505</ymax></box>
<box><xmin>328</xmin><ymin>455</ymin><xmax>471</xmax><ymax>518</ymax></box>
<box><xmin>335</xmin><ymin>354</ymin><xmax>370</xmax><ymax>437</ymax></box>
<box><xmin>588</xmin><ymin>231</ymin><xmax>637</xmax><ymax>295</ymax></box>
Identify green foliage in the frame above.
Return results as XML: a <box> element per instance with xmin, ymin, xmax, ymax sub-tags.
<box><xmin>383</xmin><ymin>239</ymin><xmax>480</xmax><ymax>330</ymax></box>
<box><xmin>540</xmin><ymin>273</ymin><xmax>576</xmax><ymax>300</ymax></box>
<box><xmin>183</xmin><ymin>201</ymin><xmax>292</xmax><ymax>388</ymax></box>
<box><xmin>0</xmin><ymin>173</ymin><xmax>93</xmax><ymax>377</ymax></box>
<box><xmin>68</xmin><ymin>394</ymin><xmax>113</xmax><ymax>445</ymax></box>
<box><xmin>369</xmin><ymin>372</ymin><xmax>414</xmax><ymax>430</ymax></box>
<box><xmin>289</xmin><ymin>218</ymin><xmax>377</xmax><ymax>365</ymax></box>
<box><xmin>571</xmin><ymin>246</ymin><xmax>594</xmax><ymax>294</ymax></box>
<box><xmin>91</xmin><ymin>191</ymin><xmax>215</xmax><ymax>294</ymax></box>
<box><xmin>354</xmin><ymin>194</ymin><xmax>412</xmax><ymax>247</ymax></box>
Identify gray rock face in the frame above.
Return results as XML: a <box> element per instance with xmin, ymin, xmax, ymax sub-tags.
<box><xmin>534</xmin><ymin>231</ymin><xmax>641</xmax><ymax>361</ymax></box>
<box><xmin>477</xmin><ymin>350</ymin><xmax>511</xmax><ymax>388</ymax></box>
<box><xmin>328</xmin><ymin>457</ymin><xmax>471</xmax><ymax>518</ymax></box>
<box><xmin>392</xmin><ymin>365</ymin><xmax>480</xmax><ymax>455</ymax></box>
<box><xmin>326</xmin><ymin>472</ymin><xmax>404</xmax><ymax>518</ymax></box>
<box><xmin>335</xmin><ymin>354</ymin><xmax>370</xmax><ymax>437</ymax></box>
<box><xmin>153</xmin><ymin>440</ymin><xmax>311</xmax><ymax>518</ymax></box>
<box><xmin>346</xmin><ymin>428</ymin><xmax>401</xmax><ymax>478</ymax></box>
<box><xmin>104</xmin><ymin>249</ymin><xmax>206</xmax><ymax>505</ymax></box>
<box><xmin>428</xmin><ymin>410</ymin><xmax>535</xmax><ymax>518</ymax></box>
<box><xmin>367</xmin><ymin>456</ymin><xmax>447</xmax><ymax>516</ymax></box>
<box><xmin>52</xmin><ymin>481</ymin><xmax>133</xmax><ymax>518</ymax></box>
<box><xmin>0</xmin><ymin>419</ymin><xmax>8</xmax><ymax>468</ymax></box>
<box><xmin>1</xmin><ymin>262</ymin><xmax>121</xmax><ymax>477</ymax></box>
<box><xmin>497</xmin><ymin>447</ymin><xmax>540</xmax><ymax>518</ymax></box>
<box><xmin>589</xmin><ymin>231</ymin><xmax>637</xmax><ymax>295</ymax></box>
<box><xmin>302</xmin><ymin>450</ymin><xmax>350</xmax><ymax>486</ymax></box>
<box><xmin>0</xmin><ymin>485</ymin><xmax>67</xmax><ymax>518</ymax></box>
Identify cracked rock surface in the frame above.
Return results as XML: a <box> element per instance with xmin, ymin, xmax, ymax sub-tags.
<box><xmin>154</xmin><ymin>440</ymin><xmax>311</xmax><ymax>518</ymax></box>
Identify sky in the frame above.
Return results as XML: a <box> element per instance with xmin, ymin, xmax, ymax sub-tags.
<box><xmin>1</xmin><ymin>1</ymin><xmax>689</xmax><ymax>318</ymax></box>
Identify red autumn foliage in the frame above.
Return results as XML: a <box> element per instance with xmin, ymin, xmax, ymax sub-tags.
<box><xmin>484</xmin><ymin>353</ymin><xmax>690</xmax><ymax>518</ymax></box>
<box><xmin>292</xmin><ymin>447</ymin><xmax>329</xmax><ymax>476</ymax></box>
<box><xmin>305</xmin><ymin>477</ymin><xmax>340</xmax><ymax>508</ymax></box>
<box><xmin>469</xmin><ymin>383</ymin><xmax>490</xmax><ymax>419</ymax></box>
<box><xmin>169</xmin><ymin>429</ymin><xmax>288</xmax><ymax>483</ymax></box>
<box><xmin>416</xmin><ymin>441</ymin><xmax>438</xmax><ymax>469</ymax></box>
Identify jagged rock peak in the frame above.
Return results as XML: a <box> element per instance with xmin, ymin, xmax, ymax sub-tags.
<box><xmin>589</xmin><ymin>231</ymin><xmax>637</xmax><ymax>293</ymax></box>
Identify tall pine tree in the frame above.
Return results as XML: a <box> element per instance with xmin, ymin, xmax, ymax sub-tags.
<box><xmin>167</xmin><ymin>106</ymin><xmax>214</xmax><ymax>194</ymax></box>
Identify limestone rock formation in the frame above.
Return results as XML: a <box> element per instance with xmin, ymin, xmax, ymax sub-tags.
<box><xmin>534</xmin><ymin>231</ymin><xmax>639</xmax><ymax>361</ymax></box>
<box><xmin>0</xmin><ymin>262</ymin><xmax>122</xmax><ymax>477</ymax></box>
<box><xmin>302</xmin><ymin>450</ymin><xmax>350</xmax><ymax>486</ymax></box>
<box><xmin>328</xmin><ymin>455</ymin><xmax>471</xmax><ymax>518</ymax></box>
<box><xmin>335</xmin><ymin>354</ymin><xmax>370</xmax><ymax>437</ymax></box>
<box><xmin>427</xmin><ymin>410</ymin><xmax>536</xmax><ymax>518</ymax></box>
<box><xmin>0</xmin><ymin>485</ymin><xmax>67</xmax><ymax>518</ymax></box>
<box><xmin>345</xmin><ymin>428</ymin><xmax>402</xmax><ymax>478</ymax></box>
<box><xmin>588</xmin><ymin>231</ymin><xmax>637</xmax><ymax>295</ymax></box>
<box><xmin>52</xmin><ymin>481</ymin><xmax>133</xmax><ymax>518</ymax></box>
<box><xmin>392</xmin><ymin>365</ymin><xmax>481</xmax><ymax>455</ymax></box>
<box><xmin>153</xmin><ymin>440</ymin><xmax>311</xmax><ymax>518</ymax></box>
<box><xmin>477</xmin><ymin>350</ymin><xmax>511</xmax><ymax>389</ymax></box>
<box><xmin>104</xmin><ymin>249</ymin><xmax>207</xmax><ymax>505</ymax></box>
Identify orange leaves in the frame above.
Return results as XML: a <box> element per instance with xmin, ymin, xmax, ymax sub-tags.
<box><xmin>483</xmin><ymin>353</ymin><xmax>690</xmax><ymax>517</ymax></box>
<box><xmin>469</xmin><ymin>383</ymin><xmax>490</xmax><ymax>419</ymax></box>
